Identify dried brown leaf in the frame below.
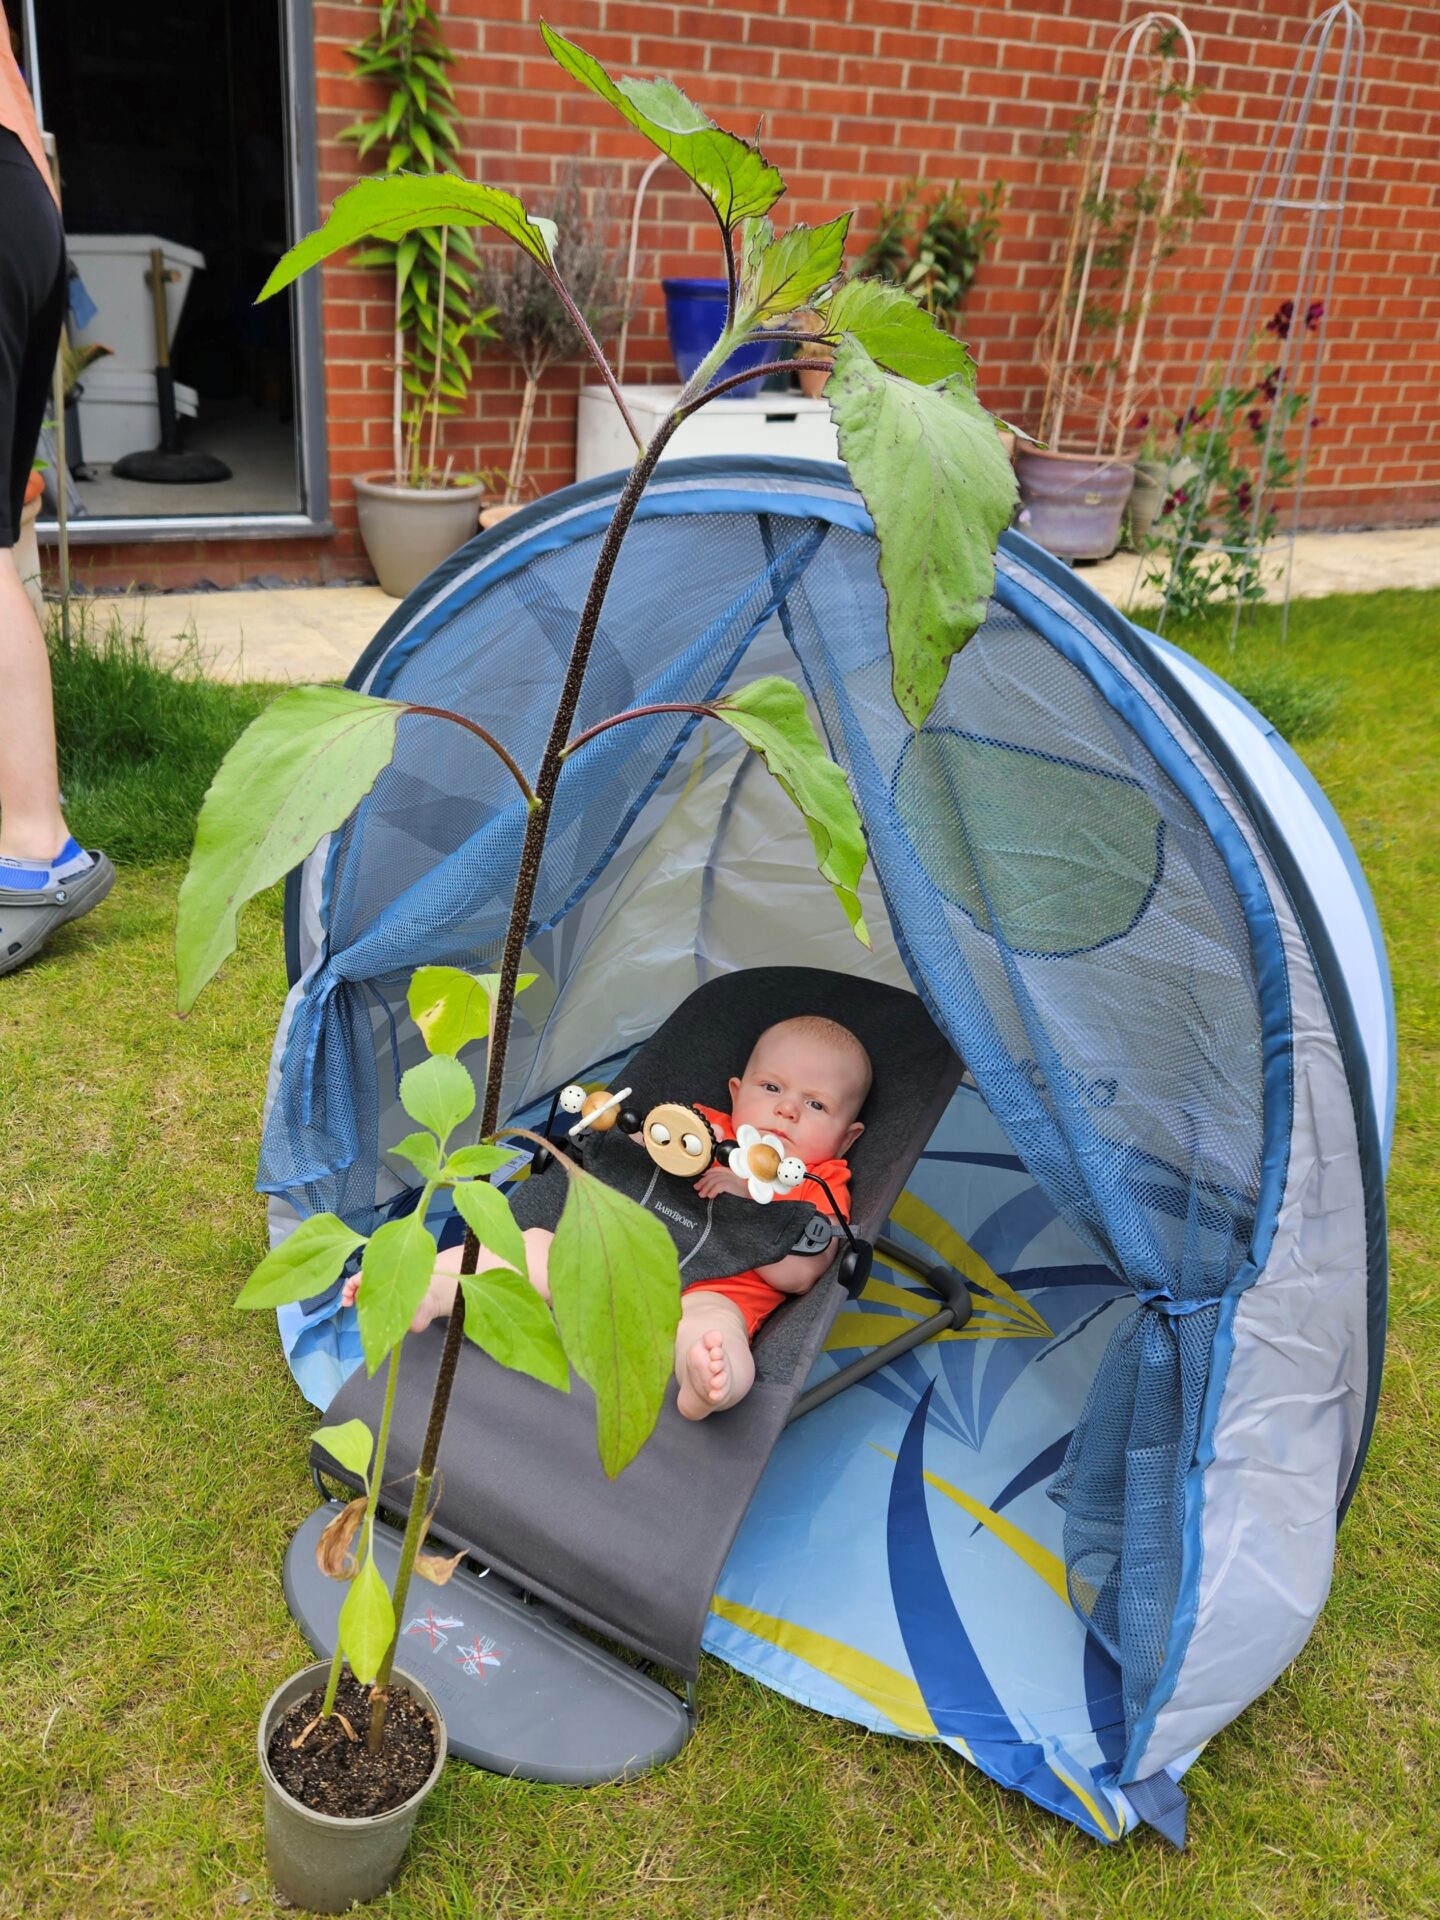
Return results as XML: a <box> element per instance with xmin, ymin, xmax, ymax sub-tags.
<box><xmin>315</xmin><ymin>1497</ymin><xmax>367</xmax><ymax>1580</ymax></box>
<box><xmin>414</xmin><ymin>1548</ymin><xmax>466</xmax><ymax>1586</ymax></box>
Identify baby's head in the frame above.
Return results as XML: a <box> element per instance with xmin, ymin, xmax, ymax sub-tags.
<box><xmin>728</xmin><ymin>1015</ymin><xmax>872</xmax><ymax>1168</ymax></box>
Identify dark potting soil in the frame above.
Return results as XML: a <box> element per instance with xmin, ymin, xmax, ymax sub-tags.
<box><xmin>268</xmin><ymin>1674</ymin><xmax>436</xmax><ymax>1818</ymax></box>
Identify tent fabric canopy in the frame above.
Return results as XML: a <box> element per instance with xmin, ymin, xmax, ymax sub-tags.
<box><xmin>264</xmin><ymin>456</ymin><xmax>1388</xmax><ymax>1837</ymax></box>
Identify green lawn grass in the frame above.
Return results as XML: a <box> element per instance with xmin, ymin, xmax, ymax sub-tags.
<box><xmin>2</xmin><ymin>590</ymin><xmax>1437</xmax><ymax>1917</ymax></box>
<box><xmin>47</xmin><ymin>605</ymin><xmax>271</xmax><ymax>865</ymax></box>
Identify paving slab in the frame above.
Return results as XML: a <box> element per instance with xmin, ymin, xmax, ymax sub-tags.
<box><xmin>86</xmin><ymin>525</ymin><xmax>1439</xmax><ymax>684</ymax></box>
<box><xmin>95</xmin><ymin>585</ymin><xmax>394</xmax><ymax>684</ymax></box>
<box><xmin>1081</xmin><ymin>524</ymin><xmax>1440</xmax><ymax>612</ymax></box>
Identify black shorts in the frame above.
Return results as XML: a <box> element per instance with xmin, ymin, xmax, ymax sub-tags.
<box><xmin>0</xmin><ymin>127</ymin><xmax>65</xmax><ymax>548</ymax></box>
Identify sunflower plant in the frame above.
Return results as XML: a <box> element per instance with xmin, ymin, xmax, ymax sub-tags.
<box><xmin>179</xmin><ymin>22</ymin><xmax>1018</xmax><ymax>1764</ymax></box>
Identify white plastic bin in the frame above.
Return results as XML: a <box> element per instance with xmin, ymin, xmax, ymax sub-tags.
<box><xmin>576</xmin><ymin>384</ymin><xmax>840</xmax><ymax>482</ymax></box>
<box><xmin>74</xmin><ymin>367</ymin><xmax>199</xmax><ymax>464</ymax></box>
<box><xmin>67</xmin><ymin>233</ymin><xmax>206</xmax><ymax>375</ymax></box>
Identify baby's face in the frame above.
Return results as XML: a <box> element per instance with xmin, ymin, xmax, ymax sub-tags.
<box><xmin>728</xmin><ymin>1029</ymin><xmax>866</xmax><ymax>1168</ymax></box>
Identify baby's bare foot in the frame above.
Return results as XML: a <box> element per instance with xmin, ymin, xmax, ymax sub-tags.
<box><xmin>677</xmin><ymin>1329</ymin><xmax>730</xmax><ymax>1420</ymax></box>
<box><xmin>410</xmin><ymin>1270</ymin><xmax>459</xmax><ymax>1333</ymax></box>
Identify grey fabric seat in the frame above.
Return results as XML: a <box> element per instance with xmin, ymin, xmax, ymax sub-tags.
<box><xmin>315</xmin><ymin>967</ymin><xmax>961</xmax><ymax>1677</ymax></box>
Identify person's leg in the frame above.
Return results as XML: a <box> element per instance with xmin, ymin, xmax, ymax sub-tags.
<box><xmin>0</xmin><ymin>159</ymin><xmax>71</xmax><ymax>866</ymax></box>
<box><xmin>0</xmin><ymin>546</ymin><xmax>68</xmax><ymax>861</ymax></box>
<box><xmin>674</xmin><ymin>1292</ymin><xmax>755</xmax><ymax>1421</ymax></box>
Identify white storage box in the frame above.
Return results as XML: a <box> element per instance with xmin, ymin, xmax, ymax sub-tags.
<box><xmin>75</xmin><ymin>367</ymin><xmax>199</xmax><ymax>465</ymax></box>
<box><xmin>67</xmin><ymin>233</ymin><xmax>206</xmax><ymax>375</ymax></box>
<box><xmin>576</xmin><ymin>383</ymin><xmax>840</xmax><ymax>483</ymax></box>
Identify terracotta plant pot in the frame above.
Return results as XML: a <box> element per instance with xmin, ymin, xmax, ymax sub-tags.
<box><xmin>1013</xmin><ymin>447</ymin><xmax>1136</xmax><ymax>562</ymax></box>
<box><xmin>478</xmin><ymin>502</ymin><xmax>524</xmax><ymax>532</ymax></box>
<box><xmin>792</xmin><ymin>310</ymin><xmax>832</xmax><ymax>399</ymax></box>
<box><xmin>257</xmin><ymin>1662</ymin><xmax>448</xmax><ymax>1914</ymax></box>
<box><xmin>353</xmin><ymin>474</ymin><xmax>487</xmax><ymax>599</ymax></box>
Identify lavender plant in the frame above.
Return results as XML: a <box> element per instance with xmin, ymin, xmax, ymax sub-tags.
<box><xmin>176</xmin><ymin>25</ymin><xmax>1017</xmax><ymax>1761</ymax></box>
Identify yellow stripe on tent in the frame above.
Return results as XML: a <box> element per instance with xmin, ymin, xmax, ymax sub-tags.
<box><xmin>1047</xmin><ymin>1760</ymin><xmax>1121</xmax><ymax>1840</ymax></box>
<box><xmin>869</xmin><ymin>1446</ymin><xmax>1069</xmax><ymax>1606</ymax></box>
<box><xmin>825</xmin><ymin>1313</ymin><xmax>1047</xmax><ymax>1351</ymax></box>
<box><xmin>708</xmin><ymin>1594</ymin><xmax>948</xmax><ymax>1741</ymax></box>
<box><xmin>860</xmin><ymin>1275</ymin><xmax>941</xmax><ymax>1317</ymax></box>
<box><xmin>860</xmin><ymin>1274</ymin><xmax>1045</xmax><ymax>1338</ymax></box>
<box><xmin>888</xmin><ymin>1191</ymin><xmax>1051</xmax><ymax>1335</ymax></box>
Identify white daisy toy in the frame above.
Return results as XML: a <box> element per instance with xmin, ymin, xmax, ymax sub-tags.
<box><xmin>727</xmin><ymin>1125</ymin><xmax>807</xmax><ymax>1204</ymax></box>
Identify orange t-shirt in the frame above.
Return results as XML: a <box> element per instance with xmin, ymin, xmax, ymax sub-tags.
<box><xmin>685</xmin><ymin>1105</ymin><xmax>852</xmax><ymax>1337</ymax></box>
<box><xmin>1</xmin><ymin>5</ymin><xmax>56</xmax><ymax>202</ymax></box>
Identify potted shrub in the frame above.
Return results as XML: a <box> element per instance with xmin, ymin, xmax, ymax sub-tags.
<box><xmin>241</xmin><ymin>969</ymin><xmax>599</xmax><ymax>1911</ymax></box>
<box><xmin>857</xmin><ymin>178</ymin><xmax>1004</xmax><ymax>323</ymax></box>
<box><xmin>476</xmin><ymin>163</ymin><xmax>631</xmax><ymax>527</ymax></box>
<box><xmin>338</xmin><ymin>0</ymin><xmax>499</xmax><ymax>595</ymax></box>
<box><xmin>1019</xmin><ymin>15</ymin><xmax>1203</xmax><ymax>561</ymax></box>
<box><xmin>177</xmin><ymin>25</ymin><xmax>1016</xmax><ymax>1901</ymax></box>
<box><xmin>788</xmin><ymin>179</ymin><xmax>1006</xmax><ymax>404</ymax></box>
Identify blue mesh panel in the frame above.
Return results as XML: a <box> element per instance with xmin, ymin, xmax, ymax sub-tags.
<box><xmin>258</xmin><ymin>513</ymin><xmax>827</xmax><ymax>1222</ymax></box>
<box><xmin>754</xmin><ymin>532</ymin><xmax>1266</xmax><ymax>1747</ymax></box>
<box><xmin>1047</xmin><ymin>1302</ymin><xmax>1218</xmax><ymax>1735</ymax></box>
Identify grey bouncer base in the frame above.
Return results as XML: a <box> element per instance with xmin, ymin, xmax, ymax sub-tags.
<box><xmin>283</xmin><ymin>1502</ymin><xmax>694</xmax><ymax>1785</ymax></box>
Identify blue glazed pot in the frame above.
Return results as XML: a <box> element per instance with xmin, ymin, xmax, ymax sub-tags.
<box><xmin>661</xmin><ymin>277</ymin><xmax>771</xmax><ymax>397</ymax></box>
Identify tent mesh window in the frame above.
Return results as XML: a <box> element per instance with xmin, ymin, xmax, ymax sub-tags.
<box><xmin>785</xmin><ymin>537</ymin><xmax>1264</xmax><ymax>1731</ymax></box>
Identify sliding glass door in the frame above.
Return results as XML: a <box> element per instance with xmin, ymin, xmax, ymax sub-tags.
<box><xmin>26</xmin><ymin>0</ymin><xmax>327</xmax><ymax>540</ymax></box>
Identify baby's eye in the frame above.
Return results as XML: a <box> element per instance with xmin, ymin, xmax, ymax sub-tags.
<box><xmin>761</xmin><ymin>1081</ymin><xmax>779</xmax><ymax>1093</ymax></box>
<box><xmin>806</xmin><ymin>1098</ymin><xmax>826</xmax><ymax>1112</ymax></box>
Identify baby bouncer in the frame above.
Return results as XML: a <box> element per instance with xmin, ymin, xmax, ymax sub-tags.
<box><xmin>265</xmin><ymin>455</ymin><xmax>1390</xmax><ymax>1844</ymax></box>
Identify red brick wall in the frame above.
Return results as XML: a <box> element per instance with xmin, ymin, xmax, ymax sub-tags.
<box><xmin>71</xmin><ymin>0</ymin><xmax>1440</xmax><ymax>588</ymax></box>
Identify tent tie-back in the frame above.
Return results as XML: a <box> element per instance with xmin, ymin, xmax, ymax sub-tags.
<box><xmin>1132</xmin><ymin>1288</ymin><xmax>1218</xmax><ymax>1317</ymax></box>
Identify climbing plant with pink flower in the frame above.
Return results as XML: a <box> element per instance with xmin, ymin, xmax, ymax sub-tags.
<box><xmin>1143</xmin><ymin>301</ymin><xmax>1315</xmax><ymax>620</ymax></box>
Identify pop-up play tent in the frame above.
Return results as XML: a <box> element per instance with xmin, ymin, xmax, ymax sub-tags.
<box><xmin>263</xmin><ymin>456</ymin><xmax>1391</xmax><ymax>1846</ymax></box>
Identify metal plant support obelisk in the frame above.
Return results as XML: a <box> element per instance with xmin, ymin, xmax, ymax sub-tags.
<box><xmin>1152</xmin><ymin>1</ymin><xmax>1364</xmax><ymax>638</ymax></box>
<box><xmin>1036</xmin><ymin>12</ymin><xmax>1198</xmax><ymax>458</ymax></box>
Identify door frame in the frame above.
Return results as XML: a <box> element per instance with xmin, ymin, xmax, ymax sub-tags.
<box><xmin>29</xmin><ymin>0</ymin><xmax>332</xmax><ymax>545</ymax></box>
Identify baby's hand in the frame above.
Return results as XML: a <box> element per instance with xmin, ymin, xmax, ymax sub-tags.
<box><xmin>693</xmin><ymin>1164</ymin><xmax>751</xmax><ymax>1201</ymax></box>
<box><xmin>341</xmin><ymin>1260</ymin><xmax>460</xmax><ymax>1332</ymax></box>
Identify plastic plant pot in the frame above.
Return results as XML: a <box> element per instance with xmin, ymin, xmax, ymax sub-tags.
<box><xmin>1013</xmin><ymin>447</ymin><xmax>1136</xmax><ymax>562</ymax></box>
<box><xmin>257</xmin><ymin>1663</ymin><xmax>448</xmax><ymax>1913</ymax></box>
<box><xmin>353</xmin><ymin>474</ymin><xmax>488</xmax><ymax>599</ymax></box>
<box><xmin>1128</xmin><ymin>456</ymin><xmax>1202</xmax><ymax>547</ymax></box>
<box><xmin>661</xmin><ymin>278</ymin><xmax>770</xmax><ymax>397</ymax></box>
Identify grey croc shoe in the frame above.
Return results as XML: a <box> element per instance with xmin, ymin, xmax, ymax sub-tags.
<box><xmin>0</xmin><ymin>853</ymin><xmax>116</xmax><ymax>977</ymax></box>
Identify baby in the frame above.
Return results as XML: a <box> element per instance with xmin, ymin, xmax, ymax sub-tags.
<box><xmin>344</xmin><ymin>1015</ymin><xmax>871</xmax><ymax>1421</ymax></box>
